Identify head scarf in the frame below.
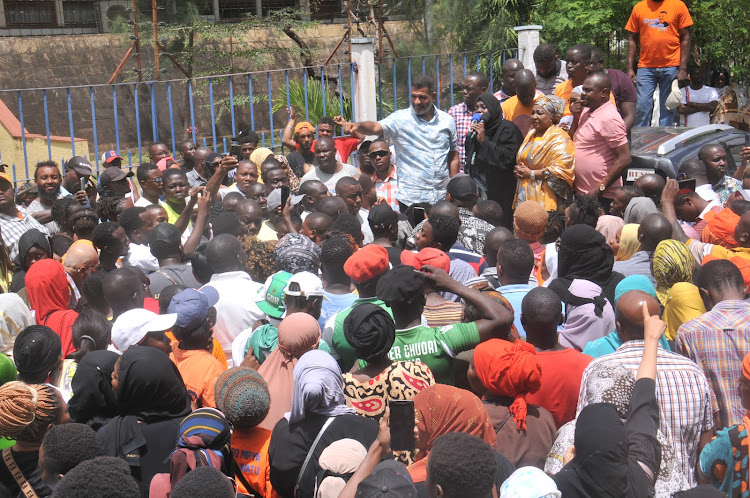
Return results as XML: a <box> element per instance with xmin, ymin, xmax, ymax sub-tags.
<box><xmin>553</xmin><ymin>403</ymin><xmax>630</xmax><ymax>498</ymax></box>
<box><xmin>0</xmin><ymin>353</ymin><xmax>16</xmax><ymax>386</ymax></box>
<box><xmin>13</xmin><ymin>325</ymin><xmax>61</xmax><ymax>379</ymax></box>
<box><xmin>559</xmin><ymin>279</ymin><xmax>616</xmax><ymax>351</ymax></box>
<box><xmin>413</xmin><ymin>385</ymin><xmax>496</xmax><ymax>460</ymax></box>
<box><xmin>315</xmin><ymin>439</ymin><xmax>367</xmax><ymax>497</ymax></box>
<box><xmin>15</xmin><ymin>228</ymin><xmax>51</xmax><ymax>270</ymax></box>
<box><xmin>274</xmin><ymin>233</ymin><xmax>321</xmax><ymax>274</ymax></box>
<box><xmin>596</xmin><ymin>215</ymin><xmax>624</xmax><ymax>246</ymax></box>
<box><xmin>0</xmin><ymin>293</ymin><xmax>33</xmax><ymax>355</ymax></box>
<box><xmin>499</xmin><ymin>466</ymin><xmax>561</xmax><ymax>498</ymax></box>
<box><xmin>475</xmin><ymin>94</ymin><xmax>504</xmax><ymax>138</ymax></box>
<box><xmin>557</xmin><ymin>225</ymin><xmax>614</xmax><ymax>286</ymax></box>
<box><xmin>614</xmin><ymin>275</ymin><xmax>657</xmax><ymax>306</ymax></box>
<box><xmin>286</xmin><ymin>349</ymin><xmax>355</xmax><ymax>425</ymax></box>
<box><xmin>652</xmin><ymin>239</ymin><xmax>694</xmax><ymax>305</ymax></box>
<box><xmin>616</xmin><ymin>224</ymin><xmax>641</xmax><ymax>262</ymax></box>
<box><xmin>702</xmin><ymin>208</ymin><xmax>739</xmax><ymax>248</ymax></box>
<box><xmin>25</xmin><ymin>258</ymin><xmax>78</xmax><ymax>358</ymax></box>
<box><xmin>68</xmin><ymin>350</ymin><xmax>119</xmax><ymax>428</ymax></box>
<box><xmin>623</xmin><ymin>197</ymin><xmax>658</xmax><ymax>224</ymax></box>
<box><xmin>166</xmin><ymin>408</ymin><xmax>233</xmax><ymax>492</ymax></box>
<box><xmin>473</xmin><ymin>339</ymin><xmax>542</xmax><ymax>430</ymax></box>
<box><xmin>244</xmin><ymin>323</ymin><xmax>279</xmax><ymax>365</ymax></box>
<box><xmin>250</xmin><ymin>147</ymin><xmax>274</xmax><ymax>184</ymax></box>
<box><xmin>258</xmin><ymin>313</ymin><xmax>321</xmax><ymax>429</ymax></box>
<box><xmin>116</xmin><ymin>345</ymin><xmax>191</xmax><ymax>422</ymax></box>
<box><xmin>536</xmin><ymin>95</ymin><xmax>566</xmax><ymax>125</ymax></box>
<box><xmin>343</xmin><ymin>303</ymin><xmax>395</xmax><ymax>362</ymax></box>
<box><xmin>663</xmin><ymin>282</ymin><xmax>705</xmax><ymax>341</ymax></box>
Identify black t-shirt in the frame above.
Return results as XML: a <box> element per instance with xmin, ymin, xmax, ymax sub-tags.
<box><xmin>286</xmin><ymin>152</ymin><xmax>316</xmax><ymax>178</ymax></box>
<box><xmin>0</xmin><ymin>448</ymin><xmax>52</xmax><ymax>497</ymax></box>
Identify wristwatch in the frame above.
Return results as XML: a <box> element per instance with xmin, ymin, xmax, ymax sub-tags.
<box><xmin>598</xmin><ymin>183</ymin><xmax>606</xmax><ymax>192</ymax></box>
<box><xmin>530</xmin><ymin>171</ymin><xmax>536</xmax><ymax>182</ymax></box>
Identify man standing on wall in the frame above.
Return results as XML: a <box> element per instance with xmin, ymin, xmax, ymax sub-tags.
<box><xmin>626</xmin><ymin>0</ymin><xmax>693</xmax><ymax>126</ymax></box>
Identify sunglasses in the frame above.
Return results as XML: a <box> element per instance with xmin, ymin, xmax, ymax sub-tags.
<box><xmin>369</xmin><ymin>150</ymin><xmax>389</xmax><ymax>159</ymax></box>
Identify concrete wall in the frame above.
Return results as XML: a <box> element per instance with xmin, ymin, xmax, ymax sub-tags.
<box><xmin>0</xmin><ymin>21</ymin><xmax>416</xmax><ymax>172</ymax></box>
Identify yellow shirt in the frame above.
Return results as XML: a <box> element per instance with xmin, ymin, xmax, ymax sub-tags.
<box><xmin>256</xmin><ymin>221</ymin><xmax>278</xmax><ymax>242</ymax></box>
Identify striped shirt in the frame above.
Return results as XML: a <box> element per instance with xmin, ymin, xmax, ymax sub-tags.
<box><xmin>0</xmin><ymin>206</ymin><xmax>49</xmax><ymax>260</ymax></box>
<box><xmin>675</xmin><ymin>300</ymin><xmax>750</xmax><ymax>429</ymax></box>
<box><xmin>578</xmin><ymin>340</ymin><xmax>713</xmax><ymax>486</ymax></box>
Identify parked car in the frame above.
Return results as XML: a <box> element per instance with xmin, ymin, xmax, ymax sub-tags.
<box><xmin>627</xmin><ymin>124</ymin><xmax>748</xmax><ymax>182</ymax></box>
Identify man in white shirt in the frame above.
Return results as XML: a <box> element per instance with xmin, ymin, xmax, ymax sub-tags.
<box><xmin>677</xmin><ymin>66</ymin><xmax>718</xmax><ymax>127</ymax></box>
<box><xmin>119</xmin><ymin>206</ymin><xmax>159</xmax><ymax>273</ymax></box>
<box><xmin>335</xmin><ymin>176</ymin><xmax>374</xmax><ymax>244</ymax></box>
<box><xmin>300</xmin><ymin>136</ymin><xmax>358</xmax><ymax>195</ymax></box>
<box><xmin>201</xmin><ymin>234</ymin><xmax>264</xmax><ymax>364</ymax></box>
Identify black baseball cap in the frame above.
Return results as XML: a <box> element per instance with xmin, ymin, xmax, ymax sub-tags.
<box><xmin>232</xmin><ymin>128</ymin><xmax>259</xmax><ymax>145</ymax></box>
<box><xmin>376</xmin><ymin>265</ymin><xmax>426</xmax><ymax>304</ymax></box>
<box><xmin>446</xmin><ymin>174</ymin><xmax>478</xmax><ymax>201</ymax></box>
<box><xmin>65</xmin><ymin>156</ymin><xmax>93</xmax><ymax>176</ymax></box>
<box><xmin>99</xmin><ymin>166</ymin><xmax>134</xmax><ymax>187</ymax></box>
<box><xmin>368</xmin><ymin>204</ymin><xmax>399</xmax><ymax>230</ymax></box>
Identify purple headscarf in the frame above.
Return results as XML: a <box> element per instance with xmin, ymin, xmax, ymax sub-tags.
<box><xmin>286</xmin><ymin>350</ymin><xmax>355</xmax><ymax>424</ymax></box>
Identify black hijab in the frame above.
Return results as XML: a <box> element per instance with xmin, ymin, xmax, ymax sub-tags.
<box><xmin>116</xmin><ymin>345</ymin><xmax>191</xmax><ymax>422</ymax></box>
<box><xmin>68</xmin><ymin>350</ymin><xmax>119</xmax><ymax>430</ymax></box>
<box><xmin>557</xmin><ymin>224</ymin><xmax>615</xmax><ymax>286</ymax></box>
<box><xmin>554</xmin><ymin>403</ymin><xmax>632</xmax><ymax>497</ymax></box>
<box><xmin>476</xmin><ymin>93</ymin><xmax>503</xmax><ymax>138</ymax></box>
<box><xmin>15</xmin><ymin>229</ymin><xmax>51</xmax><ymax>270</ymax></box>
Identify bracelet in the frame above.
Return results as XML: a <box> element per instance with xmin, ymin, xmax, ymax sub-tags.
<box><xmin>530</xmin><ymin>170</ymin><xmax>536</xmax><ymax>181</ymax></box>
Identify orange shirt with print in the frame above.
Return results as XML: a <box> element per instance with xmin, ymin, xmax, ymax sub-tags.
<box><xmin>625</xmin><ymin>0</ymin><xmax>693</xmax><ymax>68</ymax></box>
<box><xmin>232</xmin><ymin>428</ymin><xmax>280</xmax><ymax>498</ymax></box>
<box><xmin>501</xmin><ymin>92</ymin><xmax>542</xmax><ymax>136</ymax></box>
<box><xmin>170</xmin><ymin>343</ymin><xmax>227</xmax><ymax>408</ymax></box>
<box><xmin>554</xmin><ymin>80</ymin><xmax>616</xmax><ymax>116</ymax></box>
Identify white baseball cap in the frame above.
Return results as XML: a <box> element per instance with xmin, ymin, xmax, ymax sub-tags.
<box><xmin>111</xmin><ymin>308</ymin><xmax>177</xmax><ymax>353</ymax></box>
<box><xmin>284</xmin><ymin>271</ymin><xmax>327</xmax><ymax>298</ymax></box>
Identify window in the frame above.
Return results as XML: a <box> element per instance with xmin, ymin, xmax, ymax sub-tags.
<box><xmin>62</xmin><ymin>1</ymin><xmax>98</xmax><ymax>27</ymax></box>
<box><xmin>5</xmin><ymin>1</ymin><xmax>57</xmax><ymax>27</ymax></box>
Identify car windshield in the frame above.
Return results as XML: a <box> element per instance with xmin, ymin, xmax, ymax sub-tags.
<box><xmin>630</xmin><ymin>126</ymin><xmax>688</xmax><ymax>154</ymax></box>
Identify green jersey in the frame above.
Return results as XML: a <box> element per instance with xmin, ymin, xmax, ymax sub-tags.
<box><xmin>389</xmin><ymin>323</ymin><xmax>480</xmax><ymax>385</ymax></box>
<box><xmin>327</xmin><ymin>297</ymin><xmax>393</xmax><ymax>372</ymax></box>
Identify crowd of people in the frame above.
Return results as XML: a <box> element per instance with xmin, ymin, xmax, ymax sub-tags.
<box><xmin>1</xmin><ymin>2</ymin><xmax>750</xmax><ymax>494</ymax></box>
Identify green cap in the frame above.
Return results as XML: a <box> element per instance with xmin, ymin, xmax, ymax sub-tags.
<box><xmin>256</xmin><ymin>271</ymin><xmax>293</xmax><ymax>319</ymax></box>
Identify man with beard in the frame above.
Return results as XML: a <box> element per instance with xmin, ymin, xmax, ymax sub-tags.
<box><xmin>178</xmin><ymin>140</ymin><xmax>197</xmax><ymax>171</ymax></box>
<box><xmin>343</xmin><ymin>74</ymin><xmax>459</xmax><ymax>208</ymax></box>
<box><xmin>27</xmin><ymin>161</ymin><xmax>85</xmax><ymax>233</ymax></box>
<box><xmin>534</xmin><ymin>43</ymin><xmax>568</xmax><ymax>95</ymax></box>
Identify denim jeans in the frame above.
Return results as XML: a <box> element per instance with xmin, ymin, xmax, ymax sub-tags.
<box><xmin>635</xmin><ymin>66</ymin><xmax>679</xmax><ymax>126</ymax></box>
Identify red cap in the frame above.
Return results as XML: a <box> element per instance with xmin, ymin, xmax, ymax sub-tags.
<box><xmin>344</xmin><ymin>245</ymin><xmax>389</xmax><ymax>283</ymax></box>
<box><xmin>401</xmin><ymin>247</ymin><xmax>450</xmax><ymax>273</ymax></box>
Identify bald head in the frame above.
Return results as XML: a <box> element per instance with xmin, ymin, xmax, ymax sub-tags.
<box><xmin>514</xmin><ymin>69</ymin><xmax>537</xmax><ymax>106</ymax></box>
<box><xmin>430</xmin><ymin>200</ymin><xmax>461</xmax><ymax>223</ymax></box>
<box><xmin>483</xmin><ymin>227</ymin><xmax>513</xmax><ymax>266</ymax></box>
<box><xmin>634</xmin><ymin>174</ymin><xmax>665</xmax><ymax>207</ymax></box>
<box><xmin>638</xmin><ymin>213</ymin><xmax>672</xmax><ymax>251</ymax></box>
<box><xmin>582</xmin><ymin>72</ymin><xmax>611</xmax><ymax>110</ymax></box>
<box><xmin>521</xmin><ymin>287</ymin><xmax>563</xmax><ymax>347</ymax></box>
<box><xmin>616</xmin><ymin>290</ymin><xmax>661</xmax><ymax>342</ymax></box>
<box><xmin>64</xmin><ymin>243</ymin><xmax>98</xmax><ymax>269</ymax></box>
<box><xmin>501</xmin><ymin>58</ymin><xmax>523</xmax><ymax>97</ymax></box>
<box><xmin>317</xmin><ymin>196</ymin><xmax>348</xmax><ymax>222</ymax></box>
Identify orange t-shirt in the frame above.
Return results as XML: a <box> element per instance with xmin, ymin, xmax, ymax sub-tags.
<box><xmin>501</xmin><ymin>92</ymin><xmax>543</xmax><ymax>136</ymax></box>
<box><xmin>625</xmin><ymin>0</ymin><xmax>693</xmax><ymax>68</ymax></box>
<box><xmin>554</xmin><ymin>80</ymin><xmax>616</xmax><ymax>116</ymax></box>
<box><xmin>170</xmin><ymin>344</ymin><xmax>227</xmax><ymax>408</ymax></box>
<box><xmin>231</xmin><ymin>428</ymin><xmax>280</xmax><ymax>498</ymax></box>
<box><xmin>167</xmin><ymin>332</ymin><xmax>227</xmax><ymax>368</ymax></box>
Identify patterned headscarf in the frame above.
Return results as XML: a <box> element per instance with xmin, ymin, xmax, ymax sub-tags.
<box><xmin>536</xmin><ymin>95</ymin><xmax>566</xmax><ymax>125</ymax></box>
<box><xmin>652</xmin><ymin>239</ymin><xmax>694</xmax><ymax>305</ymax></box>
<box><xmin>274</xmin><ymin>233</ymin><xmax>321</xmax><ymax>274</ymax></box>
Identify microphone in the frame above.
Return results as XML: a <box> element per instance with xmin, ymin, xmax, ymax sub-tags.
<box><xmin>468</xmin><ymin>112</ymin><xmax>489</xmax><ymax>140</ymax></box>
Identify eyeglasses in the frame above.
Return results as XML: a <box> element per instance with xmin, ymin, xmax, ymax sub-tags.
<box><xmin>369</xmin><ymin>150</ymin><xmax>389</xmax><ymax>159</ymax></box>
<box><xmin>148</xmin><ymin>178</ymin><xmax>163</xmax><ymax>184</ymax></box>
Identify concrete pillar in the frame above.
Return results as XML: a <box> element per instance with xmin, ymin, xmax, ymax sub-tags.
<box><xmin>0</xmin><ymin>1</ymin><xmax>7</xmax><ymax>28</ymax></box>
<box><xmin>256</xmin><ymin>0</ymin><xmax>262</xmax><ymax>17</ymax></box>
<box><xmin>54</xmin><ymin>0</ymin><xmax>64</xmax><ymax>26</ymax></box>
<box><xmin>513</xmin><ymin>25</ymin><xmax>542</xmax><ymax>73</ymax></box>
<box><xmin>212</xmin><ymin>0</ymin><xmax>220</xmax><ymax>20</ymax></box>
<box><xmin>350</xmin><ymin>37</ymin><xmax>377</xmax><ymax>122</ymax></box>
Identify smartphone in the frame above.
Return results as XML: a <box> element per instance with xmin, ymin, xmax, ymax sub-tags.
<box><xmin>280</xmin><ymin>185</ymin><xmax>290</xmax><ymax>208</ymax></box>
<box><xmin>677</xmin><ymin>177</ymin><xmax>696</xmax><ymax>192</ymax></box>
<box><xmin>389</xmin><ymin>400</ymin><xmax>415</xmax><ymax>451</ymax></box>
<box><xmin>80</xmin><ymin>177</ymin><xmax>87</xmax><ymax>192</ymax></box>
<box><xmin>230</xmin><ymin>144</ymin><xmax>243</xmax><ymax>159</ymax></box>
<box><xmin>745</xmin><ymin>134</ymin><xmax>750</xmax><ymax>147</ymax></box>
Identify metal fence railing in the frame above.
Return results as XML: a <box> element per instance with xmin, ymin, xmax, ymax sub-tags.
<box><xmin>0</xmin><ymin>49</ymin><xmax>517</xmax><ymax>184</ymax></box>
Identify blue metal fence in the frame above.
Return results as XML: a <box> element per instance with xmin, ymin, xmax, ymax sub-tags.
<box><xmin>0</xmin><ymin>50</ymin><xmax>516</xmax><ymax>184</ymax></box>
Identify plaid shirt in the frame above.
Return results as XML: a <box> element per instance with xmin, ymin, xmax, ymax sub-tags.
<box><xmin>372</xmin><ymin>166</ymin><xmax>399</xmax><ymax>211</ymax></box>
<box><xmin>448</xmin><ymin>102</ymin><xmax>475</xmax><ymax>168</ymax></box>
<box><xmin>0</xmin><ymin>206</ymin><xmax>50</xmax><ymax>260</ymax></box>
<box><xmin>578</xmin><ymin>340</ymin><xmax>713</xmax><ymax>486</ymax></box>
<box><xmin>675</xmin><ymin>300</ymin><xmax>750</xmax><ymax>429</ymax></box>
